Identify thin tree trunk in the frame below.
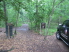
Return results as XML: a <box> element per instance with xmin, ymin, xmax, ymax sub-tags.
<box><xmin>36</xmin><ymin>0</ymin><xmax>38</xmax><ymax>15</ymax></box>
<box><xmin>35</xmin><ymin>0</ymin><xmax>38</xmax><ymax>31</ymax></box>
<box><xmin>58</xmin><ymin>16</ymin><xmax>61</xmax><ymax>25</ymax></box>
<box><xmin>44</xmin><ymin>0</ymin><xmax>55</xmax><ymax>40</ymax></box>
<box><xmin>14</xmin><ymin>2</ymin><xmax>20</xmax><ymax>35</ymax></box>
<box><xmin>14</xmin><ymin>11</ymin><xmax>19</xmax><ymax>35</ymax></box>
<box><xmin>3</xmin><ymin>0</ymin><xmax>8</xmax><ymax>38</ymax></box>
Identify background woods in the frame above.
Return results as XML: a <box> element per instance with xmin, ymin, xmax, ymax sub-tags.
<box><xmin>0</xmin><ymin>0</ymin><xmax>69</xmax><ymax>36</ymax></box>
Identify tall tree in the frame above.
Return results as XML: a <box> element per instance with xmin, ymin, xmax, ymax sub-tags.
<box><xmin>44</xmin><ymin>0</ymin><xmax>56</xmax><ymax>39</ymax></box>
<box><xmin>11</xmin><ymin>0</ymin><xmax>23</xmax><ymax>34</ymax></box>
<box><xmin>3</xmin><ymin>0</ymin><xmax>8</xmax><ymax>37</ymax></box>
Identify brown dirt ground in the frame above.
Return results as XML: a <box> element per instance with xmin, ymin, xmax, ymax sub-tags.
<box><xmin>0</xmin><ymin>28</ymin><xmax>69</xmax><ymax>52</ymax></box>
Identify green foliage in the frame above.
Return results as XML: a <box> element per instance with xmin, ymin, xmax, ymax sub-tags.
<box><xmin>0</xmin><ymin>0</ymin><xmax>69</xmax><ymax>35</ymax></box>
<box><xmin>0</xmin><ymin>9</ymin><xmax>4</xmax><ymax>21</ymax></box>
<box><xmin>7</xmin><ymin>8</ymin><xmax>16</xmax><ymax>24</ymax></box>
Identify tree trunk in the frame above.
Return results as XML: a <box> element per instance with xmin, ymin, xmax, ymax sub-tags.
<box><xmin>3</xmin><ymin>0</ymin><xmax>8</xmax><ymax>38</ymax></box>
<box><xmin>35</xmin><ymin>0</ymin><xmax>38</xmax><ymax>31</ymax></box>
<box><xmin>58</xmin><ymin>16</ymin><xmax>61</xmax><ymax>25</ymax></box>
<box><xmin>44</xmin><ymin>0</ymin><xmax>55</xmax><ymax>40</ymax></box>
<box><xmin>14</xmin><ymin>2</ymin><xmax>20</xmax><ymax>35</ymax></box>
<box><xmin>14</xmin><ymin>11</ymin><xmax>19</xmax><ymax>35</ymax></box>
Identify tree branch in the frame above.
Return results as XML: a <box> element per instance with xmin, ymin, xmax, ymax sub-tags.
<box><xmin>56</xmin><ymin>0</ymin><xmax>65</xmax><ymax>7</ymax></box>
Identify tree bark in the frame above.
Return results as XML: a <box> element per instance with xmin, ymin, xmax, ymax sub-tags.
<box><xmin>35</xmin><ymin>0</ymin><xmax>38</xmax><ymax>31</ymax></box>
<box><xmin>44</xmin><ymin>0</ymin><xmax>55</xmax><ymax>40</ymax></box>
<box><xmin>14</xmin><ymin>3</ymin><xmax>20</xmax><ymax>35</ymax></box>
<box><xmin>14</xmin><ymin>10</ymin><xmax>19</xmax><ymax>35</ymax></box>
<box><xmin>3</xmin><ymin>0</ymin><xmax>8</xmax><ymax>38</ymax></box>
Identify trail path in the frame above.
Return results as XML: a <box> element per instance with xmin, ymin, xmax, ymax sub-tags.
<box><xmin>0</xmin><ymin>24</ymin><xmax>69</xmax><ymax>52</ymax></box>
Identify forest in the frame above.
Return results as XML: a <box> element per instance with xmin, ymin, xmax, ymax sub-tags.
<box><xmin>0</xmin><ymin>0</ymin><xmax>69</xmax><ymax>35</ymax></box>
<box><xmin>0</xmin><ymin>0</ymin><xmax>69</xmax><ymax>52</ymax></box>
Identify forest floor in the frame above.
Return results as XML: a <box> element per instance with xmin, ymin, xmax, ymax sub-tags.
<box><xmin>0</xmin><ymin>24</ymin><xmax>69</xmax><ymax>52</ymax></box>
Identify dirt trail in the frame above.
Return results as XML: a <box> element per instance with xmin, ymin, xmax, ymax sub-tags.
<box><xmin>0</xmin><ymin>24</ymin><xmax>69</xmax><ymax>52</ymax></box>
